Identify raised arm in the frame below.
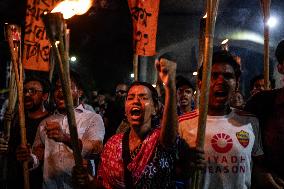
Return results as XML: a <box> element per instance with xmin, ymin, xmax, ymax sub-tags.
<box><xmin>155</xmin><ymin>58</ymin><xmax>177</xmax><ymax>148</ymax></box>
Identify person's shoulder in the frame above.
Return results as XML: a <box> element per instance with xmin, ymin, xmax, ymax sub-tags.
<box><xmin>178</xmin><ymin>109</ymin><xmax>199</xmax><ymax>123</ymax></box>
<box><xmin>108</xmin><ymin>132</ymin><xmax>123</xmax><ymax>141</ymax></box>
<box><xmin>245</xmin><ymin>89</ymin><xmax>278</xmax><ymax>113</ymax></box>
<box><xmin>232</xmin><ymin>108</ymin><xmax>259</xmax><ymax>126</ymax></box>
<box><xmin>234</xmin><ymin>108</ymin><xmax>256</xmax><ymax>118</ymax></box>
<box><xmin>247</xmin><ymin>88</ymin><xmax>278</xmax><ymax>104</ymax></box>
<box><xmin>104</xmin><ymin>133</ymin><xmax>124</xmax><ymax>148</ymax></box>
<box><xmin>81</xmin><ymin>108</ymin><xmax>102</xmax><ymax>119</ymax></box>
<box><xmin>83</xmin><ymin>104</ymin><xmax>95</xmax><ymax>112</ymax></box>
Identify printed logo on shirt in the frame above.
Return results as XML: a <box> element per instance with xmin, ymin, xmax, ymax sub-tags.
<box><xmin>211</xmin><ymin>133</ymin><xmax>233</xmax><ymax>153</ymax></box>
<box><xmin>236</xmin><ymin>130</ymin><xmax>249</xmax><ymax>148</ymax></box>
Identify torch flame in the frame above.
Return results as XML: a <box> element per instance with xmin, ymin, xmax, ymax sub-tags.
<box><xmin>51</xmin><ymin>0</ymin><xmax>93</xmax><ymax>19</ymax></box>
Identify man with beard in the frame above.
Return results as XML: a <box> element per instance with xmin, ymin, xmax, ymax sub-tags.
<box><xmin>178</xmin><ymin>51</ymin><xmax>276</xmax><ymax>189</ymax></box>
<box><xmin>0</xmin><ymin>76</ymin><xmax>50</xmax><ymax>189</ymax></box>
<box><xmin>17</xmin><ymin>71</ymin><xmax>105</xmax><ymax>189</ymax></box>
<box><xmin>103</xmin><ymin>83</ymin><xmax>128</xmax><ymax>142</ymax></box>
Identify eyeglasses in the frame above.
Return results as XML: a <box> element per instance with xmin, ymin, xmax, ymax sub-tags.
<box><xmin>23</xmin><ymin>88</ymin><xmax>43</xmax><ymax>95</ymax></box>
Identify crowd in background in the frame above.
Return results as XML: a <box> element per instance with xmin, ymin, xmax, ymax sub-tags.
<box><xmin>0</xmin><ymin>40</ymin><xmax>284</xmax><ymax>189</ymax></box>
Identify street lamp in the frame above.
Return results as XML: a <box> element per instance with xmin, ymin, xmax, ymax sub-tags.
<box><xmin>70</xmin><ymin>56</ymin><xmax>77</xmax><ymax>62</ymax></box>
<box><xmin>267</xmin><ymin>16</ymin><xmax>278</xmax><ymax>28</ymax></box>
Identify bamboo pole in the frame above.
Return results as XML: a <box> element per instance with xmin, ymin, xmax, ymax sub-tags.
<box><xmin>196</xmin><ymin>16</ymin><xmax>206</xmax><ymax>109</ymax></box>
<box><xmin>2</xmin><ymin>60</ymin><xmax>17</xmax><ymax>189</ymax></box>
<box><xmin>6</xmin><ymin>25</ymin><xmax>30</xmax><ymax>189</ymax></box>
<box><xmin>133</xmin><ymin>54</ymin><xmax>139</xmax><ymax>81</ymax></box>
<box><xmin>4</xmin><ymin>69</ymin><xmax>17</xmax><ymax>140</ymax></box>
<box><xmin>43</xmin><ymin>13</ymin><xmax>83</xmax><ymax>168</ymax></box>
<box><xmin>260</xmin><ymin>0</ymin><xmax>271</xmax><ymax>90</ymax></box>
<box><xmin>192</xmin><ymin>0</ymin><xmax>220</xmax><ymax>188</ymax></box>
<box><xmin>49</xmin><ymin>50</ymin><xmax>55</xmax><ymax>82</ymax></box>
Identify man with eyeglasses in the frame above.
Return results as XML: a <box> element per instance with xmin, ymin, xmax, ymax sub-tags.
<box><xmin>16</xmin><ymin>71</ymin><xmax>105</xmax><ymax>189</ymax></box>
<box><xmin>103</xmin><ymin>83</ymin><xmax>128</xmax><ymax>143</ymax></box>
<box><xmin>0</xmin><ymin>75</ymin><xmax>50</xmax><ymax>189</ymax></box>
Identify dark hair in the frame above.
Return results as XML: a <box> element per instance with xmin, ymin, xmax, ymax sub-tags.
<box><xmin>176</xmin><ymin>75</ymin><xmax>194</xmax><ymax>90</ymax></box>
<box><xmin>249</xmin><ymin>74</ymin><xmax>264</xmax><ymax>91</ymax></box>
<box><xmin>275</xmin><ymin>40</ymin><xmax>284</xmax><ymax>64</ymax></box>
<box><xmin>198</xmin><ymin>50</ymin><xmax>241</xmax><ymax>81</ymax></box>
<box><xmin>127</xmin><ymin>81</ymin><xmax>159</xmax><ymax>108</ymax></box>
<box><xmin>158</xmin><ymin>52</ymin><xmax>177</xmax><ymax>62</ymax></box>
<box><xmin>24</xmin><ymin>76</ymin><xmax>50</xmax><ymax>93</ymax></box>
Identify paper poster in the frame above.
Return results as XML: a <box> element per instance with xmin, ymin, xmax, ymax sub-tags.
<box><xmin>128</xmin><ymin>0</ymin><xmax>160</xmax><ymax>56</ymax></box>
<box><xmin>23</xmin><ymin>0</ymin><xmax>62</xmax><ymax>71</ymax></box>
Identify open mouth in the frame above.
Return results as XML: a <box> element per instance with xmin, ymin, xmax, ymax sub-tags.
<box><xmin>24</xmin><ymin>98</ymin><xmax>33</xmax><ymax>105</ymax></box>
<box><xmin>180</xmin><ymin>98</ymin><xmax>189</xmax><ymax>103</ymax></box>
<box><xmin>24</xmin><ymin>99</ymin><xmax>32</xmax><ymax>103</ymax></box>
<box><xmin>129</xmin><ymin>107</ymin><xmax>144</xmax><ymax>121</ymax></box>
<box><xmin>130</xmin><ymin>107</ymin><xmax>142</xmax><ymax>116</ymax></box>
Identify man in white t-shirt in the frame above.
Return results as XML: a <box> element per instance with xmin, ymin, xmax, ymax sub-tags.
<box><xmin>179</xmin><ymin>51</ymin><xmax>277</xmax><ymax>189</ymax></box>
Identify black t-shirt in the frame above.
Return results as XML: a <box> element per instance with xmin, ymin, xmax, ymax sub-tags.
<box><xmin>104</xmin><ymin>100</ymin><xmax>126</xmax><ymax>142</ymax></box>
<box><xmin>5</xmin><ymin>113</ymin><xmax>49</xmax><ymax>189</ymax></box>
<box><xmin>245</xmin><ymin>88</ymin><xmax>284</xmax><ymax>179</ymax></box>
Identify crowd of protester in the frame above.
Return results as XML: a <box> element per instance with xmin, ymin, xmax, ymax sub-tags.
<box><xmin>0</xmin><ymin>40</ymin><xmax>284</xmax><ymax>189</ymax></box>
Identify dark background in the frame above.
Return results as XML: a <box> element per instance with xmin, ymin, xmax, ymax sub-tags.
<box><xmin>1</xmin><ymin>0</ymin><xmax>284</xmax><ymax>96</ymax></box>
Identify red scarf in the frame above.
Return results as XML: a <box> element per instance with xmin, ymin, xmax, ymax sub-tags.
<box><xmin>98</xmin><ymin>128</ymin><xmax>161</xmax><ymax>188</ymax></box>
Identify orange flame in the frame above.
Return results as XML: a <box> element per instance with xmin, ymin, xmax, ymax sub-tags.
<box><xmin>51</xmin><ymin>0</ymin><xmax>93</xmax><ymax>19</ymax></box>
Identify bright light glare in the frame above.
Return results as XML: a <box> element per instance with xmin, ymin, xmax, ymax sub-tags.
<box><xmin>193</xmin><ymin>72</ymin><xmax>198</xmax><ymax>76</ymax></box>
<box><xmin>51</xmin><ymin>0</ymin><xmax>92</xmax><ymax>19</ymax></box>
<box><xmin>55</xmin><ymin>41</ymin><xmax>60</xmax><ymax>47</ymax></box>
<box><xmin>229</xmin><ymin>31</ymin><xmax>264</xmax><ymax>44</ymax></box>
<box><xmin>203</xmin><ymin>13</ymin><xmax>207</xmax><ymax>18</ymax></box>
<box><xmin>267</xmin><ymin>17</ymin><xmax>278</xmax><ymax>28</ymax></box>
<box><xmin>70</xmin><ymin>56</ymin><xmax>77</xmax><ymax>62</ymax></box>
<box><xmin>221</xmin><ymin>39</ymin><xmax>229</xmax><ymax>45</ymax></box>
<box><xmin>152</xmin><ymin>84</ymin><xmax>156</xmax><ymax>88</ymax></box>
<box><xmin>130</xmin><ymin>73</ymin><xmax>134</xmax><ymax>78</ymax></box>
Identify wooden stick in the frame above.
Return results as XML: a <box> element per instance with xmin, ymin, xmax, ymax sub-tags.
<box><xmin>4</xmin><ymin>69</ymin><xmax>17</xmax><ymax>139</ymax></box>
<box><xmin>49</xmin><ymin>50</ymin><xmax>55</xmax><ymax>82</ymax></box>
<box><xmin>260</xmin><ymin>0</ymin><xmax>271</xmax><ymax>90</ymax></box>
<box><xmin>192</xmin><ymin>0</ymin><xmax>220</xmax><ymax>188</ymax></box>
<box><xmin>196</xmin><ymin>16</ymin><xmax>206</xmax><ymax>109</ymax></box>
<box><xmin>6</xmin><ymin>25</ymin><xmax>30</xmax><ymax>189</ymax></box>
<box><xmin>2</xmin><ymin>57</ymin><xmax>17</xmax><ymax>189</ymax></box>
<box><xmin>43</xmin><ymin>13</ymin><xmax>83</xmax><ymax>168</ymax></box>
<box><xmin>133</xmin><ymin>54</ymin><xmax>139</xmax><ymax>81</ymax></box>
